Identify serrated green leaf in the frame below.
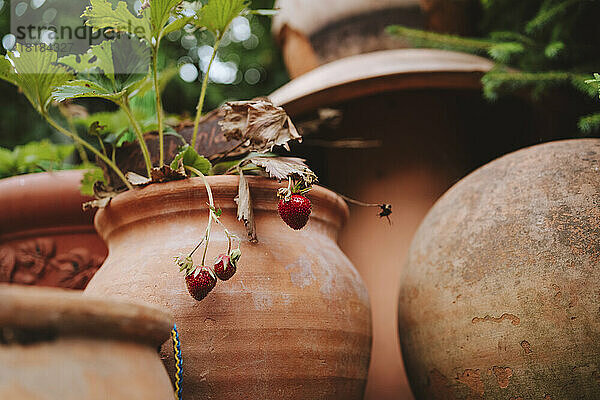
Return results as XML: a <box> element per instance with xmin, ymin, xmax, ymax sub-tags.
<box><xmin>53</xmin><ymin>80</ymin><xmax>124</xmax><ymax>102</ymax></box>
<box><xmin>55</xmin><ymin>38</ymin><xmax>150</xmax><ymax>102</ymax></box>
<box><xmin>82</xmin><ymin>0</ymin><xmax>152</xmax><ymax>42</ymax></box>
<box><xmin>170</xmin><ymin>144</ymin><xmax>211</xmax><ymax>174</ymax></box>
<box><xmin>60</xmin><ymin>40</ymin><xmax>117</xmax><ymax>85</ymax></box>
<box><xmin>80</xmin><ymin>167</ymin><xmax>106</xmax><ymax>196</ymax></box>
<box><xmin>5</xmin><ymin>44</ymin><xmax>73</xmax><ymax>113</ymax></box>
<box><xmin>0</xmin><ymin>57</ymin><xmax>16</xmax><ymax>86</ymax></box>
<box><xmin>197</xmin><ymin>0</ymin><xmax>247</xmax><ymax>36</ymax></box>
<box><xmin>150</xmin><ymin>0</ymin><xmax>185</xmax><ymax>38</ymax></box>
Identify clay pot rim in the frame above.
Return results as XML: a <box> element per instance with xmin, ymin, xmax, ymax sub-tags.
<box><xmin>269</xmin><ymin>49</ymin><xmax>495</xmax><ymax>116</ymax></box>
<box><xmin>95</xmin><ymin>175</ymin><xmax>349</xmax><ymax>241</ymax></box>
<box><xmin>0</xmin><ymin>169</ymin><xmax>95</xmax><ymax>241</ymax></box>
<box><xmin>0</xmin><ymin>284</ymin><xmax>172</xmax><ymax>347</ymax></box>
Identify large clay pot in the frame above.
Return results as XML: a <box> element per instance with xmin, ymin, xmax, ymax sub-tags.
<box><xmin>398</xmin><ymin>139</ymin><xmax>600</xmax><ymax>399</ymax></box>
<box><xmin>272</xmin><ymin>0</ymin><xmax>424</xmax><ymax>77</ymax></box>
<box><xmin>85</xmin><ymin>176</ymin><xmax>372</xmax><ymax>399</ymax></box>
<box><xmin>0</xmin><ymin>284</ymin><xmax>174</xmax><ymax>399</ymax></box>
<box><xmin>0</xmin><ymin>171</ymin><xmax>107</xmax><ymax>289</ymax></box>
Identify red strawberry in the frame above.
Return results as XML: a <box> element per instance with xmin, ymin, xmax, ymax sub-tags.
<box><xmin>214</xmin><ymin>248</ymin><xmax>241</xmax><ymax>281</ymax></box>
<box><xmin>278</xmin><ymin>194</ymin><xmax>312</xmax><ymax>230</ymax></box>
<box><xmin>214</xmin><ymin>254</ymin><xmax>236</xmax><ymax>281</ymax></box>
<box><xmin>185</xmin><ymin>266</ymin><xmax>217</xmax><ymax>301</ymax></box>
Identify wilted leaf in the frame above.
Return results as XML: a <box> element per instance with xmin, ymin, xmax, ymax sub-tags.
<box><xmin>170</xmin><ymin>144</ymin><xmax>212</xmax><ymax>175</ymax></box>
<box><xmin>82</xmin><ymin>0</ymin><xmax>152</xmax><ymax>42</ymax></box>
<box><xmin>219</xmin><ymin>100</ymin><xmax>301</xmax><ymax>153</ymax></box>
<box><xmin>197</xmin><ymin>0</ymin><xmax>247</xmax><ymax>35</ymax></box>
<box><xmin>150</xmin><ymin>162</ymin><xmax>187</xmax><ymax>183</ymax></box>
<box><xmin>83</xmin><ymin>197</ymin><xmax>112</xmax><ymax>210</ymax></box>
<box><xmin>235</xmin><ymin>169</ymin><xmax>257</xmax><ymax>242</ymax></box>
<box><xmin>249</xmin><ymin>156</ymin><xmax>317</xmax><ymax>183</ymax></box>
<box><xmin>126</xmin><ymin>171</ymin><xmax>152</xmax><ymax>186</ymax></box>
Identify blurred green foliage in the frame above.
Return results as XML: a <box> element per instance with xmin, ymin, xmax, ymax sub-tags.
<box><xmin>388</xmin><ymin>0</ymin><xmax>600</xmax><ymax>132</ymax></box>
<box><xmin>0</xmin><ymin>0</ymin><xmax>288</xmax><ymax>150</ymax></box>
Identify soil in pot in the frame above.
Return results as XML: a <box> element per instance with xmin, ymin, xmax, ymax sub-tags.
<box><xmin>84</xmin><ymin>176</ymin><xmax>372</xmax><ymax>400</ymax></box>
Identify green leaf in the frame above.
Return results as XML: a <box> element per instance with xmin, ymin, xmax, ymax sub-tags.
<box><xmin>5</xmin><ymin>44</ymin><xmax>73</xmax><ymax>113</ymax></box>
<box><xmin>197</xmin><ymin>0</ymin><xmax>247</xmax><ymax>36</ymax></box>
<box><xmin>0</xmin><ymin>147</ymin><xmax>17</xmax><ymax>178</ymax></box>
<box><xmin>80</xmin><ymin>167</ymin><xmax>106</xmax><ymax>196</ymax></box>
<box><xmin>82</xmin><ymin>0</ymin><xmax>152</xmax><ymax>42</ymax></box>
<box><xmin>0</xmin><ymin>57</ymin><xmax>16</xmax><ymax>86</ymax></box>
<box><xmin>59</xmin><ymin>40</ymin><xmax>118</xmax><ymax>85</ymax></box>
<box><xmin>116</xmin><ymin>130</ymin><xmax>137</xmax><ymax>147</ymax></box>
<box><xmin>12</xmin><ymin>140</ymin><xmax>75</xmax><ymax>174</ymax></box>
<box><xmin>170</xmin><ymin>144</ymin><xmax>211</xmax><ymax>175</ymax></box>
<box><xmin>150</xmin><ymin>0</ymin><xmax>185</xmax><ymax>38</ymax></box>
<box><xmin>162</xmin><ymin>14</ymin><xmax>195</xmax><ymax>36</ymax></box>
<box><xmin>53</xmin><ymin>80</ymin><xmax>124</xmax><ymax>102</ymax></box>
<box><xmin>55</xmin><ymin>38</ymin><xmax>150</xmax><ymax>102</ymax></box>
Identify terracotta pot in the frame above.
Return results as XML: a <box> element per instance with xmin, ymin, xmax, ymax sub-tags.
<box><xmin>0</xmin><ymin>284</ymin><xmax>174</xmax><ymax>399</ymax></box>
<box><xmin>0</xmin><ymin>171</ymin><xmax>107</xmax><ymax>289</ymax></box>
<box><xmin>272</xmin><ymin>0</ymin><xmax>425</xmax><ymax>77</ymax></box>
<box><xmin>398</xmin><ymin>139</ymin><xmax>600</xmax><ymax>399</ymax></box>
<box><xmin>85</xmin><ymin>176</ymin><xmax>372</xmax><ymax>399</ymax></box>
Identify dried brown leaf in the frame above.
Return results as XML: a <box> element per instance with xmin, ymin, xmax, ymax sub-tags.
<box><xmin>126</xmin><ymin>171</ymin><xmax>152</xmax><ymax>186</ymax></box>
<box><xmin>82</xmin><ymin>197</ymin><xmax>112</xmax><ymax>211</ymax></box>
<box><xmin>235</xmin><ymin>169</ymin><xmax>258</xmax><ymax>243</ymax></box>
<box><xmin>219</xmin><ymin>100</ymin><xmax>302</xmax><ymax>153</ymax></box>
<box><xmin>249</xmin><ymin>156</ymin><xmax>317</xmax><ymax>183</ymax></box>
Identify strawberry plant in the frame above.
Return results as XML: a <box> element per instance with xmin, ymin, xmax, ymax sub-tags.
<box><xmin>0</xmin><ymin>0</ymin><xmax>390</xmax><ymax>301</ymax></box>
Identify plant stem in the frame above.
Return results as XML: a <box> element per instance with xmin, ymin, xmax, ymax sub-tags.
<box><xmin>44</xmin><ymin>114</ymin><xmax>133</xmax><ymax>190</ymax></box>
<box><xmin>191</xmin><ymin>34</ymin><xmax>223</xmax><ymax>149</ymax></box>
<box><xmin>152</xmin><ymin>45</ymin><xmax>165</xmax><ymax>167</ymax></box>
<box><xmin>119</xmin><ymin>98</ymin><xmax>153</xmax><ymax>178</ymax></box>
<box><xmin>186</xmin><ymin>166</ymin><xmax>214</xmax><ymax>266</ymax></box>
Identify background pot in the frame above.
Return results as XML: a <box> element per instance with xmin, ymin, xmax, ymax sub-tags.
<box><xmin>398</xmin><ymin>139</ymin><xmax>600</xmax><ymax>399</ymax></box>
<box><xmin>0</xmin><ymin>284</ymin><xmax>173</xmax><ymax>399</ymax></box>
<box><xmin>0</xmin><ymin>171</ymin><xmax>107</xmax><ymax>289</ymax></box>
<box><xmin>85</xmin><ymin>176</ymin><xmax>372</xmax><ymax>400</ymax></box>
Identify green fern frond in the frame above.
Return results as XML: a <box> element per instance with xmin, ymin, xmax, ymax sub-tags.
<box><xmin>386</xmin><ymin>26</ymin><xmax>496</xmax><ymax>55</ymax></box>
<box><xmin>578</xmin><ymin>113</ymin><xmax>600</xmax><ymax>134</ymax></box>
<box><xmin>525</xmin><ymin>0</ymin><xmax>579</xmax><ymax>34</ymax></box>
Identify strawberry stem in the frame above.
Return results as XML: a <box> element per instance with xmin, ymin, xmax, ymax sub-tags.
<box><xmin>186</xmin><ymin>166</ymin><xmax>215</xmax><ymax>266</ymax></box>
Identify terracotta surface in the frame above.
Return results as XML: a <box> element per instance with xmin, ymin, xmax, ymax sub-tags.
<box><xmin>269</xmin><ymin>49</ymin><xmax>494</xmax><ymax>116</ymax></box>
<box><xmin>85</xmin><ymin>176</ymin><xmax>372</xmax><ymax>399</ymax></box>
<box><xmin>398</xmin><ymin>139</ymin><xmax>600</xmax><ymax>399</ymax></box>
<box><xmin>273</xmin><ymin>0</ymin><xmax>424</xmax><ymax>75</ymax></box>
<box><xmin>0</xmin><ymin>284</ymin><xmax>174</xmax><ymax>399</ymax></box>
<box><xmin>0</xmin><ymin>171</ymin><xmax>107</xmax><ymax>289</ymax></box>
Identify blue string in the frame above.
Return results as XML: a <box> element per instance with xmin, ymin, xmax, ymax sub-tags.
<box><xmin>171</xmin><ymin>323</ymin><xmax>183</xmax><ymax>400</ymax></box>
